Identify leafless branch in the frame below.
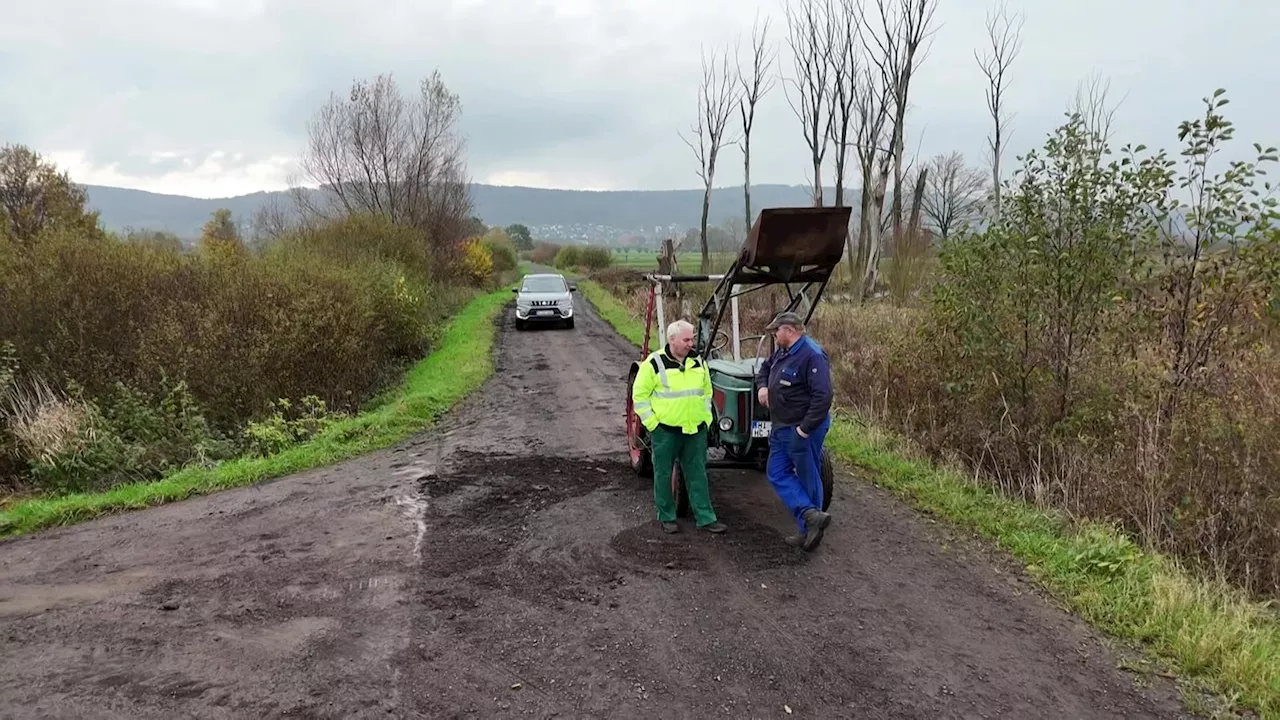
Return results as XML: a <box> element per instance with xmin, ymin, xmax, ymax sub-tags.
<box><xmin>974</xmin><ymin>0</ymin><xmax>1024</xmax><ymax>218</ymax></box>
<box><xmin>736</xmin><ymin>11</ymin><xmax>777</xmax><ymax>228</ymax></box>
<box><xmin>825</xmin><ymin>0</ymin><xmax>865</xmax><ymax>211</ymax></box>
<box><xmin>783</xmin><ymin>0</ymin><xmax>838</xmax><ymax>205</ymax></box>
<box><xmin>1070</xmin><ymin>69</ymin><xmax>1125</xmax><ymax>158</ymax></box>
<box><xmin>680</xmin><ymin>45</ymin><xmax>740</xmax><ymax>272</ymax></box>
<box><xmin>919</xmin><ymin>151</ymin><xmax>986</xmax><ymax>239</ymax></box>
<box><xmin>855</xmin><ymin>0</ymin><xmax>938</xmax><ymax>298</ymax></box>
<box><xmin>297</xmin><ymin>71</ymin><xmax>473</xmax><ymax>263</ymax></box>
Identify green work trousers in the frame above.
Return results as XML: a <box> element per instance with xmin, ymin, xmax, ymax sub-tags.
<box><xmin>650</xmin><ymin>424</ymin><xmax>718</xmax><ymax>527</ymax></box>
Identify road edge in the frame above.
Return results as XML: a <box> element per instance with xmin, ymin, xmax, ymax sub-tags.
<box><xmin>0</xmin><ymin>271</ymin><xmax>526</xmax><ymax>539</ymax></box>
<box><xmin>576</xmin><ymin>276</ymin><xmax>1279</xmax><ymax>720</ymax></box>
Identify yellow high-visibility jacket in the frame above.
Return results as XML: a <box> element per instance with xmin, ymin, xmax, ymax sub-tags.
<box><xmin>631</xmin><ymin>346</ymin><xmax>713</xmax><ymax>435</ymax></box>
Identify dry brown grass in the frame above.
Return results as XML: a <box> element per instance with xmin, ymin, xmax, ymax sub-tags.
<box><xmin>1</xmin><ymin>375</ymin><xmax>92</xmax><ymax>466</ymax></box>
<box><xmin>812</xmin><ymin>298</ymin><xmax>1280</xmax><ymax>599</ymax></box>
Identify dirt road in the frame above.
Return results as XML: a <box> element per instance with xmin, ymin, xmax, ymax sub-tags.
<box><xmin>0</xmin><ymin>294</ymin><xmax>1189</xmax><ymax>719</ymax></box>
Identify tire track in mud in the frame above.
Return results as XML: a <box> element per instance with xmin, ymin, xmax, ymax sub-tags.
<box><xmin>0</xmin><ymin>291</ymin><xmax>1192</xmax><ymax>719</ymax></box>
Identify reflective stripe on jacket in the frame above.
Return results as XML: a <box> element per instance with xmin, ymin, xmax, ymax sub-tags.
<box><xmin>631</xmin><ymin>345</ymin><xmax>713</xmax><ymax>435</ymax></box>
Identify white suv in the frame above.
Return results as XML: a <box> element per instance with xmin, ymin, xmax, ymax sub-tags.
<box><xmin>513</xmin><ymin>273</ymin><xmax>576</xmax><ymax>330</ymax></box>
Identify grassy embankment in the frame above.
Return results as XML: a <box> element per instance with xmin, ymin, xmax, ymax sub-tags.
<box><xmin>577</xmin><ymin>277</ymin><xmax>1280</xmax><ymax>720</ymax></box>
<box><xmin>0</xmin><ymin>273</ymin><xmax>522</xmax><ymax>537</ymax></box>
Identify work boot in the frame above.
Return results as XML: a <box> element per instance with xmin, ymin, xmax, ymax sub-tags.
<box><xmin>800</xmin><ymin>508</ymin><xmax>832</xmax><ymax>551</ymax></box>
<box><xmin>784</xmin><ymin>533</ymin><xmax>804</xmax><ymax>548</ymax></box>
<box><xmin>698</xmin><ymin>521</ymin><xmax>727</xmax><ymax>534</ymax></box>
<box><xmin>661</xmin><ymin>521</ymin><xmax>679</xmax><ymax>534</ymax></box>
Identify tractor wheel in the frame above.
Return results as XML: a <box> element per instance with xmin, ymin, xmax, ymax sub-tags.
<box><xmin>820</xmin><ymin>447</ymin><xmax>835</xmax><ymax>511</ymax></box>
<box><xmin>626</xmin><ymin>366</ymin><xmax>653</xmax><ymax>478</ymax></box>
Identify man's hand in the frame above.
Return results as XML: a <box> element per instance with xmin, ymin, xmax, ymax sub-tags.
<box><xmin>757</xmin><ymin>387</ymin><xmax>768</xmax><ymax>407</ymax></box>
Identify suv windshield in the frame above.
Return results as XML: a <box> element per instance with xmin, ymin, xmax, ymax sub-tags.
<box><xmin>521</xmin><ymin>276</ymin><xmax>567</xmax><ymax>293</ymax></box>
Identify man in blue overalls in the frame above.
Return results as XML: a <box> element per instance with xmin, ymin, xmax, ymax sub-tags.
<box><xmin>755</xmin><ymin>311</ymin><xmax>834</xmax><ymax>551</ymax></box>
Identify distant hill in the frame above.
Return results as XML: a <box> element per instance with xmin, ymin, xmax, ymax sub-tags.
<box><xmin>81</xmin><ymin>182</ymin><xmax>854</xmax><ymax>241</ymax></box>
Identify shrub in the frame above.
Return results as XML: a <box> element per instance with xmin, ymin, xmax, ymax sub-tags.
<box><xmin>554</xmin><ymin>245</ymin><xmax>580</xmax><ymax>269</ymax></box>
<box><xmin>530</xmin><ymin>241</ymin><xmax>561</xmax><ymax>265</ymax></box>
<box><xmin>819</xmin><ymin>91</ymin><xmax>1280</xmax><ymax>598</ymax></box>
<box><xmin>553</xmin><ymin>245</ymin><xmax>611</xmax><ymax>271</ymax></box>
<box><xmin>480</xmin><ymin>228</ymin><xmax>519</xmax><ymax>275</ymax></box>
<box><xmin>242</xmin><ymin>395</ymin><xmax>345</xmax><ymax>458</ymax></box>
<box><xmin>459</xmin><ymin>237</ymin><xmax>494</xmax><ymax>286</ymax></box>
<box><xmin>0</xmin><ymin>205</ymin><xmax>481</xmax><ymax>492</ymax></box>
<box><xmin>577</xmin><ymin>246</ymin><xmax>612</xmax><ymax>270</ymax></box>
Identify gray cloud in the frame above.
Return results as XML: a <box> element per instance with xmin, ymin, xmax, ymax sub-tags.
<box><xmin>2</xmin><ymin>0</ymin><xmax>1276</xmax><ymax>197</ymax></box>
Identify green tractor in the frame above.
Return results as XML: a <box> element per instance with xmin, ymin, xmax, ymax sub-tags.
<box><xmin>625</xmin><ymin>205</ymin><xmax>851</xmax><ymax>517</ymax></box>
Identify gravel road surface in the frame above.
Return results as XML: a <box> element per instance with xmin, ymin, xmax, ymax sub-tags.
<box><xmin>0</xmin><ymin>294</ymin><xmax>1189</xmax><ymax>719</ymax></box>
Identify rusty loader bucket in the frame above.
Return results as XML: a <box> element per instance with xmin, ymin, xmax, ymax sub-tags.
<box><xmin>735</xmin><ymin>205</ymin><xmax>852</xmax><ymax>284</ymax></box>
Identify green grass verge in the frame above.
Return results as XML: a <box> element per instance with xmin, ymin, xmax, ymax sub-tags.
<box><xmin>0</xmin><ymin>274</ymin><xmax>523</xmax><ymax>538</ymax></box>
<box><xmin>580</xmin><ymin>275</ymin><xmax>1280</xmax><ymax>720</ymax></box>
<box><xmin>578</xmin><ymin>279</ymin><xmax>648</xmax><ymax>343</ymax></box>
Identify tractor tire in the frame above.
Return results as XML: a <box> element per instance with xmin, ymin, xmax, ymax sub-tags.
<box><xmin>627</xmin><ymin>365</ymin><xmax>653</xmax><ymax>478</ymax></box>
<box><xmin>820</xmin><ymin>447</ymin><xmax>835</xmax><ymax>511</ymax></box>
<box><xmin>630</xmin><ymin>430</ymin><xmax>653</xmax><ymax>478</ymax></box>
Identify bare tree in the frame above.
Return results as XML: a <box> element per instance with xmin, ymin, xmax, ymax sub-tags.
<box><xmin>974</xmin><ymin>0</ymin><xmax>1024</xmax><ymax>219</ymax></box>
<box><xmin>825</xmin><ymin>0</ymin><xmax>863</xmax><ymax>210</ymax></box>
<box><xmin>297</xmin><ymin>71</ymin><xmax>473</xmax><ymax>266</ymax></box>
<box><xmin>249</xmin><ymin>194</ymin><xmax>298</xmax><ymax>249</ymax></box>
<box><xmin>856</xmin><ymin>0</ymin><xmax>937</xmax><ymax>297</ymax></box>
<box><xmin>872</xmin><ymin>0</ymin><xmax>938</xmax><ymax>250</ymax></box>
<box><xmin>736</xmin><ymin>12</ymin><xmax>777</xmax><ymax>230</ymax></box>
<box><xmin>681</xmin><ymin>45</ymin><xmax>740</xmax><ymax>273</ymax></box>
<box><xmin>850</xmin><ymin>58</ymin><xmax>893</xmax><ymax>294</ymax></box>
<box><xmin>1069</xmin><ymin>70</ymin><xmax>1124</xmax><ymax>159</ymax></box>
<box><xmin>920</xmin><ymin>151</ymin><xmax>986</xmax><ymax>239</ymax></box>
<box><xmin>783</xmin><ymin>0</ymin><xmax>837</xmax><ymax>206</ymax></box>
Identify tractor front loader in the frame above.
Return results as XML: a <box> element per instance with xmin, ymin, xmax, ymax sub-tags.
<box><xmin>625</xmin><ymin>205</ymin><xmax>852</xmax><ymax>518</ymax></box>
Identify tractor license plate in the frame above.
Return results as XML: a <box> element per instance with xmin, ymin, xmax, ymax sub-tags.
<box><xmin>751</xmin><ymin>421</ymin><xmax>771</xmax><ymax>438</ymax></box>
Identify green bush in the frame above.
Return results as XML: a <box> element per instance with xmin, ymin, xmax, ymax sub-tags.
<box><xmin>19</xmin><ymin>379</ymin><xmax>237</xmax><ymax>493</ymax></box>
<box><xmin>0</xmin><ymin>194</ymin><xmax>480</xmax><ymax>493</ymax></box>
<box><xmin>481</xmin><ymin>231</ymin><xmax>519</xmax><ymax>274</ymax></box>
<box><xmin>554</xmin><ymin>245</ymin><xmax>581</xmax><ymax>269</ymax></box>
<box><xmin>242</xmin><ymin>395</ymin><xmax>345</xmax><ymax>458</ymax></box>
<box><xmin>553</xmin><ymin>245</ymin><xmax>612</xmax><ymax>271</ymax></box>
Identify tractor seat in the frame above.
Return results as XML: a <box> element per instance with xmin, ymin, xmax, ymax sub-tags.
<box><xmin>707</xmin><ymin>358</ymin><xmax>764</xmax><ymax>380</ymax></box>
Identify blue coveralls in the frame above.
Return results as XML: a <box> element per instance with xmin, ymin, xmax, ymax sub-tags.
<box><xmin>756</xmin><ymin>335</ymin><xmax>834</xmax><ymax>534</ymax></box>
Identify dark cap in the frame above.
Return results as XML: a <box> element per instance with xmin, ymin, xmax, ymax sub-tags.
<box><xmin>765</xmin><ymin>311</ymin><xmax>804</xmax><ymax>331</ymax></box>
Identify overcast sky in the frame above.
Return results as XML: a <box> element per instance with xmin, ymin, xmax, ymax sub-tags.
<box><xmin>2</xmin><ymin>0</ymin><xmax>1275</xmax><ymax>198</ymax></box>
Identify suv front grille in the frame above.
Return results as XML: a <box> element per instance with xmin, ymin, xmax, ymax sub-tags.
<box><xmin>530</xmin><ymin>300</ymin><xmax>558</xmax><ymax>306</ymax></box>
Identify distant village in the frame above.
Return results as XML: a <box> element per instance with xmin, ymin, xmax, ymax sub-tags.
<box><xmin>527</xmin><ymin>220</ymin><xmax>746</xmax><ymax>252</ymax></box>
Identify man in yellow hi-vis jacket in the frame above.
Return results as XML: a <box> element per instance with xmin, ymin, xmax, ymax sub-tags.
<box><xmin>631</xmin><ymin>319</ymin><xmax>727</xmax><ymax>535</ymax></box>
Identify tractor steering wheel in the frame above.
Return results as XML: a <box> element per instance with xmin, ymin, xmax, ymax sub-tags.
<box><xmin>708</xmin><ymin>329</ymin><xmax>732</xmax><ymax>357</ymax></box>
